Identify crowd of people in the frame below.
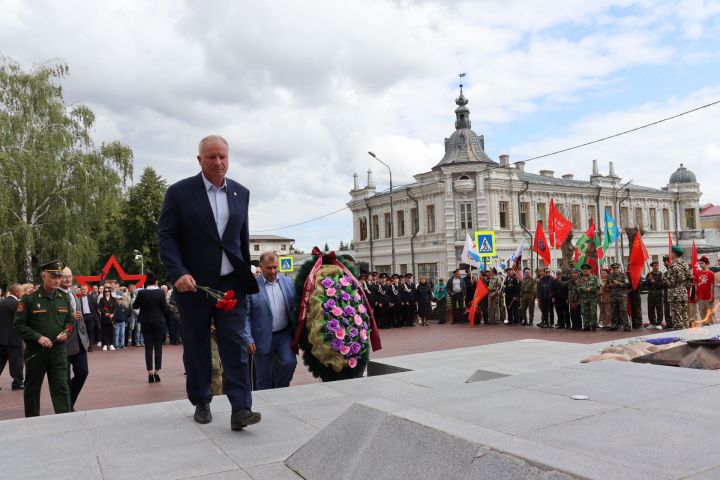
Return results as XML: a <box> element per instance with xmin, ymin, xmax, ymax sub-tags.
<box><xmin>354</xmin><ymin>244</ymin><xmax>714</xmax><ymax>334</ymax></box>
<box><xmin>0</xmin><ymin>262</ymin><xmax>180</xmax><ymax>416</ymax></box>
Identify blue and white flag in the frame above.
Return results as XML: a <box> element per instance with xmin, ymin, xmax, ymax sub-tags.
<box><xmin>461</xmin><ymin>232</ymin><xmax>482</xmax><ymax>268</ymax></box>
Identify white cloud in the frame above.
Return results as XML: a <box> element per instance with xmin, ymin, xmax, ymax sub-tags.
<box><xmin>1</xmin><ymin>0</ymin><xmax>719</xmax><ymax>250</ymax></box>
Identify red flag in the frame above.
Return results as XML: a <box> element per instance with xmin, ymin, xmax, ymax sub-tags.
<box><xmin>691</xmin><ymin>241</ymin><xmax>698</xmax><ymax>272</ymax></box>
<box><xmin>468</xmin><ymin>278</ymin><xmax>489</xmax><ymax>326</ymax></box>
<box><xmin>628</xmin><ymin>232</ymin><xmax>650</xmax><ymax>290</ymax></box>
<box><xmin>548</xmin><ymin>198</ymin><xmax>573</xmax><ymax>248</ymax></box>
<box><xmin>667</xmin><ymin>232</ymin><xmax>673</xmax><ymax>265</ymax></box>
<box><xmin>533</xmin><ymin>221</ymin><xmax>551</xmax><ymax>266</ymax></box>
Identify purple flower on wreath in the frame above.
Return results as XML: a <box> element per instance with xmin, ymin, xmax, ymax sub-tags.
<box><xmin>327</xmin><ymin>319</ymin><xmax>340</xmax><ymax>331</ymax></box>
<box><xmin>321</xmin><ymin>278</ymin><xmax>334</xmax><ymax>288</ymax></box>
<box><xmin>326</xmin><ymin>299</ymin><xmax>336</xmax><ymax>308</ymax></box>
<box><xmin>348</xmin><ymin>327</ymin><xmax>358</xmax><ymax>338</ymax></box>
<box><xmin>350</xmin><ymin>342</ymin><xmax>361</xmax><ymax>354</ymax></box>
<box><xmin>341</xmin><ymin>292</ymin><xmax>351</xmax><ymax>302</ymax></box>
<box><xmin>331</xmin><ymin>338</ymin><xmax>343</xmax><ymax>351</ymax></box>
<box><xmin>344</xmin><ymin>305</ymin><xmax>356</xmax><ymax>316</ymax></box>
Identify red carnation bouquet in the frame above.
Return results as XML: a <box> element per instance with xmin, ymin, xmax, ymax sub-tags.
<box><xmin>196</xmin><ymin>286</ymin><xmax>238</xmax><ymax>312</ymax></box>
<box><xmin>27</xmin><ymin>325</ymin><xmax>74</xmax><ymax>362</ymax></box>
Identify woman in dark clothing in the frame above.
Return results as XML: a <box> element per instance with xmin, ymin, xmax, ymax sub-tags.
<box><xmin>133</xmin><ymin>272</ymin><xmax>169</xmax><ymax>383</ymax></box>
<box><xmin>98</xmin><ymin>287</ymin><xmax>117</xmax><ymax>350</ymax></box>
<box><xmin>416</xmin><ymin>276</ymin><xmax>434</xmax><ymax>326</ymax></box>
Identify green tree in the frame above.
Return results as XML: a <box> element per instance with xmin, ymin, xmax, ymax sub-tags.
<box><xmin>118</xmin><ymin>167</ymin><xmax>168</xmax><ymax>278</ymax></box>
<box><xmin>324</xmin><ymin>242</ymin><xmax>330</xmax><ymax>252</ymax></box>
<box><xmin>0</xmin><ymin>58</ymin><xmax>133</xmax><ymax>282</ymax></box>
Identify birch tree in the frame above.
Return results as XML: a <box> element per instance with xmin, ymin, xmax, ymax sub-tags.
<box><xmin>0</xmin><ymin>58</ymin><xmax>133</xmax><ymax>282</ymax></box>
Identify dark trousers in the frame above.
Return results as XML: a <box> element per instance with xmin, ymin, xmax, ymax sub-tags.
<box><xmin>648</xmin><ymin>296</ymin><xmax>664</xmax><ymax>326</ymax></box>
<box><xmin>663</xmin><ymin>294</ymin><xmax>672</xmax><ymax>328</ymax></box>
<box><xmin>67</xmin><ymin>345</ymin><xmax>88</xmax><ymax>409</ymax></box>
<box><xmin>540</xmin><ymin>299</ymin><xmax>554</xmax><ymax>325</ymax></box>
<box><xmin>254</xmin><ymin>329</ymin><xmax>297</xmax><ymax>390</ymax></box>
<box><xmin>177</xmin><ymin>275</ymin><xmax>252</xmax><ymax>412</ymax></box>
<box><xmin>0</xmin><ymin>344</ymin><xmax>24</xmax><ymax>387</ymax></box>
<box><xmin>435</xmin><ymin>299</ymin><xmax>447</xmax><ymax>323</ymax></box>
<box><xmin>555</xmin><ymin>300</ymin><xmax>570</xmax><ymax>328</ymax></box>
<box><xmin>142</xmin><ymin>323</ymin><xmax>165</xmax><ymax>371</ymax></box>
<box><xmin>629</xmin><ymin>290</ymin><xmax>643</xmax><ymax>328</ymax></box>
<box><xmin>402</xmin><ymin>303</ymin><xmax>416</xmax><ymax>326</ymax></box>
<box><xmin>24</xmin><ymin>345</ymin><xmax>70</xmax><ymax>417</ymax></box>
<box><xmin>167</xmin><ymin>313</ymin><xmax>181</xmax><ymax>344</ymax></box>
<box><xmin>451</xmin><ymin>293</ymin><xmax>464</xmax><ymax>323</ymax></box>
<box><xmin>570</xmin><ymin>304</ymin><xmax>582</xmax><ymax>330</ymax></box>
<box><xmin>506</xmin><ymin>299</ymin><xmax>520</xmax><ymax>324</ymax></box>
<box><xmin>101</xmin><ymin>322</ymin><xmax>113</xmax><ymax>347</ymax></box>
<box><xmin>86</xmin><ymin>315</ymin><xmax>99</xmax><ymax>344</ymax></box>
<box><xmin>480</xmin><ymin>298</ymin><xmax>488</xmax><ymax>324</ymax></box>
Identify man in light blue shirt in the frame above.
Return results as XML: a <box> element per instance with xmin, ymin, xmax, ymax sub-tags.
<box><xmin>244</xmin><ymin>252</ymin><xmax>297</xmax><ymax>390</ymax></box>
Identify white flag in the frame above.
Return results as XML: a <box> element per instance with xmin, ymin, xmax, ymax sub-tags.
<box><xmin>461</xmin><ymin>232</ymin><xmax>482</xmax><ymax>268</ymax></box>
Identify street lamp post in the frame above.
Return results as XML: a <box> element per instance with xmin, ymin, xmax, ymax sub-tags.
<box><xmin>133</xmin><ymin>249</ymin><xmax>144</xmax><ymax>275</ymax></box>
<box><xmin>368</xmin><ymin>151</ymin><xmax>396</xmax><ymax>273</ymax></box>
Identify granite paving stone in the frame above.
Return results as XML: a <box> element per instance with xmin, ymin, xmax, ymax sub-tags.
<box><xmin>525</xmin><ymin>407</ymin><xmax>720</xmax><ymax>479</ymax></box>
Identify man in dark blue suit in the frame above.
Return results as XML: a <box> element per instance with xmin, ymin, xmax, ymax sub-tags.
<box><xmin>244</xmin><ymin>252</ymin><xmax>297</xmax><ymax>390</ymax></box>
<box><xmin>158</xmin><ymin>135</ymin><xmax>261</xmax><ymax>431</ymax></box>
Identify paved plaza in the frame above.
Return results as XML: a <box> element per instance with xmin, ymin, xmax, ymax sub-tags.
<box><xmin>2</xmin><ymin>305</ymin><xmax>717</xmax><ymax>479</ymax></box>
<box><xmin>0</xmin><ymin>312</ymin><xmax>639</xmax><ymax>421</ymax></box>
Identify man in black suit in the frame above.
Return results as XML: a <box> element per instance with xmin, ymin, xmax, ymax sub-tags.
<box><xmin>158</xmin><ymin>134</ymin><xmax>260</xmax><ymax>431</ymax></box>
<box><xmin>0</xmin><ymin>283</ymin><xmax>24</xmax><ymax>390</ymax></box>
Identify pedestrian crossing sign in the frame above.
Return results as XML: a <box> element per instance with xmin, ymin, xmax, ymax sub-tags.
<box><xmin>279</xmin><ymin>256</ymin><xmax>294</xmax><ymax>272</ymax></box>
<box><xmin>474</xmin><ymin>230</ymin><xmax>496</xmax><ymax>258</ymax></box>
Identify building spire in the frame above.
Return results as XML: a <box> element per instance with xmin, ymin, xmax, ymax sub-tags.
<box><xmin>455</xmin><ymin>73</ymin><xmax>471</xmax><ymax>130</ymax></box>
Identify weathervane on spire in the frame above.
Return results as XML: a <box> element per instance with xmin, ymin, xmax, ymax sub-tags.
<box><xmin>458</xmin><ymin>72</ymin><xmax>466</xmax><ymax>94</ymax></box>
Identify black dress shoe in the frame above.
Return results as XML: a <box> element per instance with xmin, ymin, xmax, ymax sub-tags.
<box><xmin>194</xmin><ymin>403</ymin><xmax>212</xmax><ymax>424</ymax></box>
<box><xmin>11</xmin><ymin>383</ymin><xmax>24</xmax><ymax>390</ymax></box>
<box><xmin>154</xmin><ymin>373</ymin><xmax>161</xmax><ymax>383</ymax></box>
<box><xmin>148</xmin><ymin>374</ymin><xmax>155</xmax><ymax>383</ymax></box>
<box><xmin>231</xmin><ymin>409</ymin><xmax>261</xmax><ymax>431</ymax></box>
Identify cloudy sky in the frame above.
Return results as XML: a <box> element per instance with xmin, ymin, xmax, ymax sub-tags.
<box><xmin>2</xmin><ymin>0</ymin><xmax>720</xmax><ymax>251</ymax></box>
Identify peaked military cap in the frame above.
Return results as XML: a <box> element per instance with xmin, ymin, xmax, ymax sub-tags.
<box><xmin>610</xmin><ymin>262</ymin><xmax>621</xmax><ymax>268</ymax></box>
<box><xmin>581</xmin><ymin>263</ymin><xmax>592</xmax><ymax>270</ymax></box>
<box><xmin>650</xmin><ymin>260</ymin><xmax>659</xmax><ymax>266</ymax></box>
<box><xmin>391</xmin><ymin>274</ymin><xmax>400</xmax><ymax>279</ymax></box>
<box><xmin>40</xmin><ymin>259</ymin><xmax>65</xmax><ymax>277</ymax></box>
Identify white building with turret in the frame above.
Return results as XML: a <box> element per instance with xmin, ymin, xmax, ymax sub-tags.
<box><xmin>347</xmin><ymin>87</ymin><xmax>704</xmax><ymax>282</ymax></box>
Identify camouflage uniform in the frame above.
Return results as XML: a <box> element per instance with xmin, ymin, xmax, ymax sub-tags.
<box><xmin>607</xmin><ymin>271</ymin><xmax>631</xmax><ymax>331</ymax></box>
<box><xmin>519</xmin><ymin>276</ymin><xmax>536</xmax><ymax>325</ymax></box>
<box><xmin>568</xmin><ymin>278</ymin><xmax>582</xmax><ymax>330</ymax></box>
<box><xmin>664</xmin><ymin>259</ymin><xmax>693</xmax><ymax>330</ymax></box>
<box><xmin>646</xmin><ymin>271</ymin><xmax>665</xmax><ymax>327</ymax></box>
<box><xmin>487</xmin><ymin>275</ymin><xmax>503</xmax><ymax>325</ymax></box>
<box><xmin>578</xmin><ymin>275</ymin><xmax>600</xmax><ymax>329</ymax></box>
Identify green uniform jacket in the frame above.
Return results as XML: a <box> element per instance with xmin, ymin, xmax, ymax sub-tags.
<box><xmin>14</xmin><ymin>288</ymin><xmax>73</xmax><ymax>350</ymax></box>
<box><xmin>578</xmin><ymin>275</ymin><xmax>600</xmax><ymax>301</ymax></box>
<box><xmin>606</xmin><ymin>272</ymin><xmax>629</xmax><ymax>299</ymax></box>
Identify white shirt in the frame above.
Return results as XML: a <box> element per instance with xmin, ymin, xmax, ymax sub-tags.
<box><xmin>263</xmin><ymin>276</ymin><xmax>288</xmax><ymax>332</ymax></box>
<box><xmin>202</xmin><ymin>173</ymin><xmax>234</xmax><ymax>276</ymax></box>
<box><xmin>452</xmin><ymin>278</ymin><xmax>462</xmax><ymax>293</ymax></box>
<box><xmin>81</xmin><ymin>295</ymin><xmax>90</xmax><ymax>314</ymax></box>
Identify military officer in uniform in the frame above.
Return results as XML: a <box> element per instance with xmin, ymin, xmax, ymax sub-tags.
<box><xmin>578</xmin><ymin>264</ymin><xmax>600</xmax><ymax>331</ymax></box>
<box><xmin>664</xmin><ymin>245</ymin><xmax>693</xmax><ymax>331</ymax></box>
<box><xmin>519</xmin><ymin>268</ymin><xmax>536</xmax><ymax>326</ymax></box>
<box><xmin>607</xmin><ymin>263</ymin><xmax>631</xmax><ymax>331</ymax></box>
<box><xmin>646</xmin><ymin>260</ymin><xmax>666</xmax><ymax>330</ymax></box>
<box><xmin>487</xmin><ymin>268</ymin><xmax>503</xmax><ymax>325</ymax></box>
<box><xmin>13</xmin><ymin>260</ymin><xmax>73</xmax><ymax>417</ymax></box>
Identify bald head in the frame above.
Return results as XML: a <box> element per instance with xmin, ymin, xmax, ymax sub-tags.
<box><xmin>61</xmin><ymin>266</ymin><xmax>73</xmax><ymax>288</ymax></box>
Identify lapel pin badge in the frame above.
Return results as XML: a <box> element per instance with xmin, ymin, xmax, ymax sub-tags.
<box><xmin>234</xmin><ymin>192</ymin><xmax>237</xmax><ymax>196</ymax></box>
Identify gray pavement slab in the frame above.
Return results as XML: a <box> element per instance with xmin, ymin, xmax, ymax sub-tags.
<box><xmin>4</xmin><ymin>328</ymin><xmax>720</xmax><ymax>479</ymax></box>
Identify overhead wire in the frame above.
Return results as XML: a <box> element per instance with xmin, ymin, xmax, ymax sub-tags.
<box><xmin>253</xmin><ymin>98</ymin><xmax>720</xmax><ymax>232</ymax></box>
